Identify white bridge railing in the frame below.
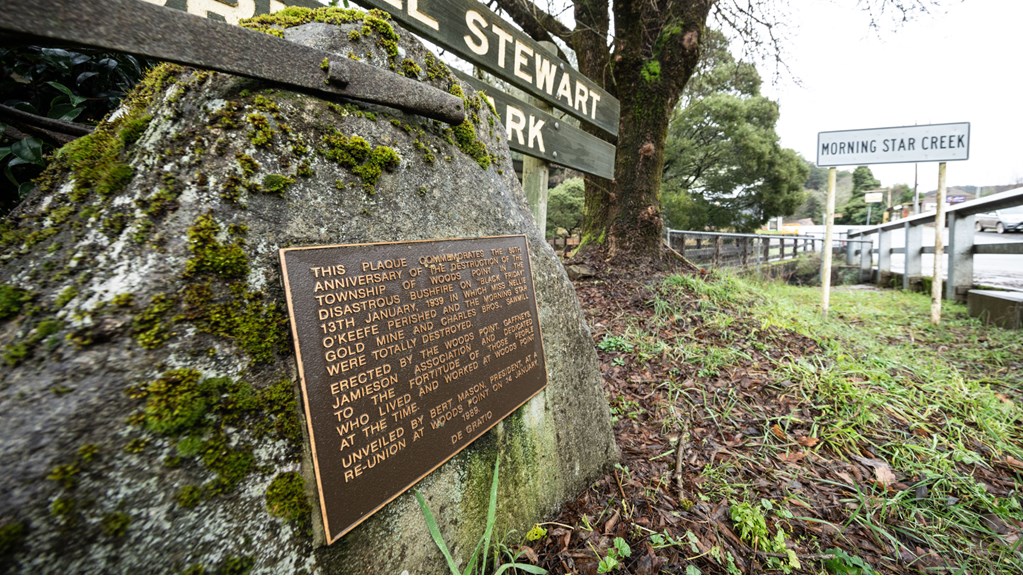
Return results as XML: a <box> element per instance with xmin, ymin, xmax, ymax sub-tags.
<box><xmin>845</xmin><ymin>187</ymin><xmax>1023</xmax><ymax>301</ymax></box>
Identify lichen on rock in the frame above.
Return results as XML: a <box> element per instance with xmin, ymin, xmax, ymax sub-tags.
<box><xmin>0</xmin><ymin>7</ymin><xmax>614</xmax><ymax>574</ymax></box>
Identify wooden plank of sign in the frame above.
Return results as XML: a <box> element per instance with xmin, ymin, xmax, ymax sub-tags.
<box><xmin>142</xmin><ymin>0</ymin><xmax>619</xmax><ymax>138</ymax></box>
<box><xmin>455</xmin><ymin>71</ymin><xmax>614</xmax><ymax>180</ymax></box>
<box><xmin>349</xmin><ymin>0</ymin><xmax>619</xmax><ymax>139</ymax></box>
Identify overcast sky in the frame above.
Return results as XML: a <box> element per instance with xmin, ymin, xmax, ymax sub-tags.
<box><xmin>757</xmin><ymin>0</ymin><xmax>1023</xmax><ymax>193</ymax></box>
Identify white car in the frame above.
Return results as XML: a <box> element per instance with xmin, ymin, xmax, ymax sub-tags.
<box><xmin>976</xmin><ymin>206</ymin><xmax>1023</xmax><ymax>234</ymax></box>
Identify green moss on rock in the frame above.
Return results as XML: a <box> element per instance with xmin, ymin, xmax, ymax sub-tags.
<box><xmin>1</xmin><ymin>342</ymin><xmax>28</xmax><ymax>367</ymax></box>
<box><xmin>449</xmin><ymin>120</ymin><xmax>491</xmax><ymax>170</ymax></box>
<box><xmin>254</xmin><ymin>379</ymin><xmax>303</xmax><ymax>444</ymax></box>
<box><xmin>138</xmin><ymin>368</ymin><xmax>209</xmax><ymax>435</ymax></box>
<box><xmin>241</xmin><ymin>6</ymin><xmax>365</xmax><ymax>37</ymax></box>
<box><xmin>129</xmin><ymin>369</ymin><xmax>300</xmax><ymax>507</ymax></box>
<box><xmin>401</xmin><ymin>58</ymin><xmax>422</xmax><ymax>78</ymax></box>
<box><xmin>132</xmin><ymin>293</ymin><xmax>175</xmax><ymax>349</ymax></box>
<box><xmin>186</xmin><ymin>283</ymin><xmax>288</xmax><ymax>364</ymax></box>
<box><xmin>3</xmin><ymin>316</ymin><xmax>64</xmax><ymax>367</ymax></box>
<box><xmin>0</xmin><ymin>284</ymin><xmax>31</xmax><ymax>320</ymax></box>
<box><xmin>100</xmin><ymin>511</ymin><xmax>131</xmax><ymax>538</ymax></box>
<box><xmin>137</xmin><ymin>184</ymin><xmax>181</xmax><ymax>219</ymax></box>
<box><xmin>424</xmin><ymin>52</ymin><xmax>453</xmax><ymax>83</ymax></box>
<box><xmin>0</xmin><ymin>520</ymin><xmax>27</xmax><ymax>560</ymax></box>
<box><xmin>444</xmin><ymin>86</ymin><xmax>497</xmax><ymax>170</ymax></box>
<box><xmin>185</xmin><ymin>214</ymin><xmax>249</xmax><ymax>280</ymax></box>
<box><xmin>176</xmin><ymin>485</ymin><xmax>203</xmax><ymax>508</ymax></box>
<box><xmin>119</xmin><ymin>114</ymin><xmax>153</xmax><ymax>148</ymax></box>
<box><xmin>54</xmin><ymin>286</ymin><xmax>77</xmax><ymax>309</ymax></box>
<box><xmin>111</xmin><ymin>293</ymin><xmax>134</xmax><ymax>308</ymax></box>
<box><xmin>49</xmin><ymin>496</ymin><xmax>76</xmax><ymax>523</ymax></box>
<box><xmin>101</xmin><ymin>210</ymin><xmax>130</xmax><ymax>237</ymax></box>
<box><xmin>216</xmin><ymin>555</ymin><xmax>255</xmax><ymax>575</ymax></box>
<box><xmin>320</xmin><ymin>129</ymin><xmax>400</xmax><ymax>193</ymax></box>
<box><xmin>242</xmin><ymin>7</ymin><xmax>400</xmax><ymax>66</ymax></box>
<box><xmin>252</xmin><ymin>94</ymin><xmax>279</xmax><ymax>113</ymax></box>
<box><xmin>245</xmin><ymin>113</ymin><xmax>274</xmax><ymax>148</ymax></box>
<box><xmin>265</xmin><ymin>471</ymin><xmax>310</xmax><ymax>524</ymax></box>
<box><xmin>261</xmin><ymin>174</ymin><xmax>294</xmax><ymax>196</ymax></box>
<box><xmin>236</xmin><ymin>154</ymin><xmax>259</xmax><ymax>177</ymax></box>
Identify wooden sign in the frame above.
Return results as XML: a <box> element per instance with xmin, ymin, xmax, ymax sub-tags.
<box><xmin>141</xmin><ymin>0</ymin><xmax>619</xmax><ymax>172</ymax></box>
<box><xmin>279</xmin><ymin>236</ymin><xmax>548</xmax><ymax>543</ymax></box>
<box><xmin>350</xmin><ymin>0</ymin><xmax>619</xmax><ymax>138</ymax></box>
<box><xmin>456</xmin><ymin>72</ymin><xmax>615</xmax><ymax>179</ymax></box>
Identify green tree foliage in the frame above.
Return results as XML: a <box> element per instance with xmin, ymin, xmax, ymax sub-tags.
<box><xmin>852</xmin><ymin>165</ymin><xmax>881</xmax><ymax>192</ymax></box>
<box><xmin>660</xmin><ymin>32</ymin><xmax>807</xmax><ymax>232</ymax></box>
<box><xmin>791</xmin><ymin>165</ymin><xmax>856</xmax><ymax>224</ymax></box>
<box><xmin>545</xmin><ymin>177</ymin><xmax>584</xmax><ymax>238</ymax></box>
<box><xmin>804</xmin><ymin>163</ymin><xmax>830</xmax><ymax>193</ymax></box>
<box><xmin>837</xmin><ymin>166</ymin><xmax>881</xmax><ymax>224</ymax></box>
<box><xmin>891</xmin><ymin>183</ymin><xmax>912</xmax><ymax>204</ymax></box>
<box><xmin>0</xmin><ymin>46</ymin><xmax>151</xmax><ymax>214</ymax></box>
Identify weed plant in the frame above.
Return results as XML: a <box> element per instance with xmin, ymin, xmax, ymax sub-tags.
<box><xmin>416</xmin><ymin>458</ymin><xmax>546</xmax><ymax>575</ymax></box>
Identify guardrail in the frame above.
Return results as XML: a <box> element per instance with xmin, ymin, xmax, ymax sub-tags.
<box><xmin>665</xmin><ymin>230</ymin><xmax>873</xmax><ymax>277</ymax></box>
<box><xmin>845</xmin><ymin>187</ymin><xmax>1023</xmax><ymax>301</ymax></box>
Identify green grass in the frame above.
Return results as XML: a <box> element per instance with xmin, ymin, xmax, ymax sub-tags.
<box><xmin>742</xmin><ymin>279</ymin><xmax>1023</xmax><ymax>573</ymax></box>
<box><xmin>560</xmin><ymin>270</ymin><xmax>1022</xmax><ymax>573</ymax></box>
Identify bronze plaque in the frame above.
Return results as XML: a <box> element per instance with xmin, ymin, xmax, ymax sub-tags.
<box><xmin>279</xmin><ymin>235</ymin><xmax>547</xmax><ymax>544</ymax></box>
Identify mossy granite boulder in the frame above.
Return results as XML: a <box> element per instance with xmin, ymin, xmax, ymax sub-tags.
<box><xmin>0</xmin><ymin>7</ymin><xmax>616</xmax><ymax>573</ymax></box>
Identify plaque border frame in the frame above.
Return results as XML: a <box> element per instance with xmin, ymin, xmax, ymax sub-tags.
<box><xmin>279</xmin><ymin>234</ymin><xmax>549</xmax><ymax>544</ymax></box>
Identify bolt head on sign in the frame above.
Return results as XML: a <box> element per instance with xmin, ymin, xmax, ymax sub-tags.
<box><xmin>279</xmin><ymin>235</ymin><xmax>547</xmax><ymax>543</ymax></box>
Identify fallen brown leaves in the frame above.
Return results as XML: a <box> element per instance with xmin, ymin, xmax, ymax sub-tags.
<box><xmin>528</xmin><ymin>265</ymin><xmax>1022</xmax><ymax>575</ymax></box>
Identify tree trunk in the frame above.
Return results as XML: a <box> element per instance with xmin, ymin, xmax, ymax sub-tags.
<box><xmin>494</xmin><ymin>0</ymin><xmax>711</xmax><ymax>264</ymax></box>
<box><xmin>604</xmin><ymin>75</ymin><xmax>673</xmax><ymax>257</ymax></box>
<box><xmin>578</xmin><ymin>1</ymin><xmax>710</xmax><ymax>263</ymax></box>
<box><xmin>570</xmin><ymin>0</ymin><xmax>614</xmax><ymax>250</ymax></box>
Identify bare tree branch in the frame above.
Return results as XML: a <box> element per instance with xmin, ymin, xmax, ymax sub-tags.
<box><xmin>0</xmin><ymin>103</ymin><xmax>91</xmax><ymax>145</ymax></box>
<box><xmin>490</xmin><ymin>0</ymin><xmax>575</xmax><ymax>48</ymax></box>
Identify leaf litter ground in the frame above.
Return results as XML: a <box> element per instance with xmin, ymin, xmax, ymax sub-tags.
<box><xmin>528</xmin><ymin>265</ymin><xmax>1023</xmax><ymax>575</ymax></box>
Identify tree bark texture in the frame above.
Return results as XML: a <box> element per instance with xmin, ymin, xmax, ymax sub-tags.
<box><xmin>496</xmin><ymin>0</ymin><xmax>713</xmax><ymax>262</ymax></box>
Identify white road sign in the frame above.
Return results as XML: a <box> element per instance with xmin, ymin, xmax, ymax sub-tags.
<box><xmin>864</xmin><ymin>192</ymin><xmax>884</xmax><ymax>203</ymax></box>
<box><xmin>817</xmin><ymin>122</ymin><xmax>970</xmax><ymax>167</ymax></box>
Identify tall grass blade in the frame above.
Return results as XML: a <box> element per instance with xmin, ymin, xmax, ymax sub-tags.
<box><xmin>495</xmin><ymin>562</ymin><xmax>548</xmax><ymax>574</ymax></box>
<box><xmin>415</xmin><ymin>489</ymin><xmax>461</xmax><ymax>574</ymax></box>
<box><xmin>483</xmin><ymin>458</ymin><xmax>500</xmax><ymax>571</ymax></box>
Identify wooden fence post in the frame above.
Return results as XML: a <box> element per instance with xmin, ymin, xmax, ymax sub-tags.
<box><xmin>931</xmin><ymin>162</ymin><xmax>947</xmax><ymax>324</ymax></box>
<box><xmin>521</xmin><ymin>41</ymin><xmax>556</xmax><ymax>231</ymax></box>
<box><xmin>822</xmin><ymin>166</ymin><xmax>837</xmax><ymax>316</ymax></box>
